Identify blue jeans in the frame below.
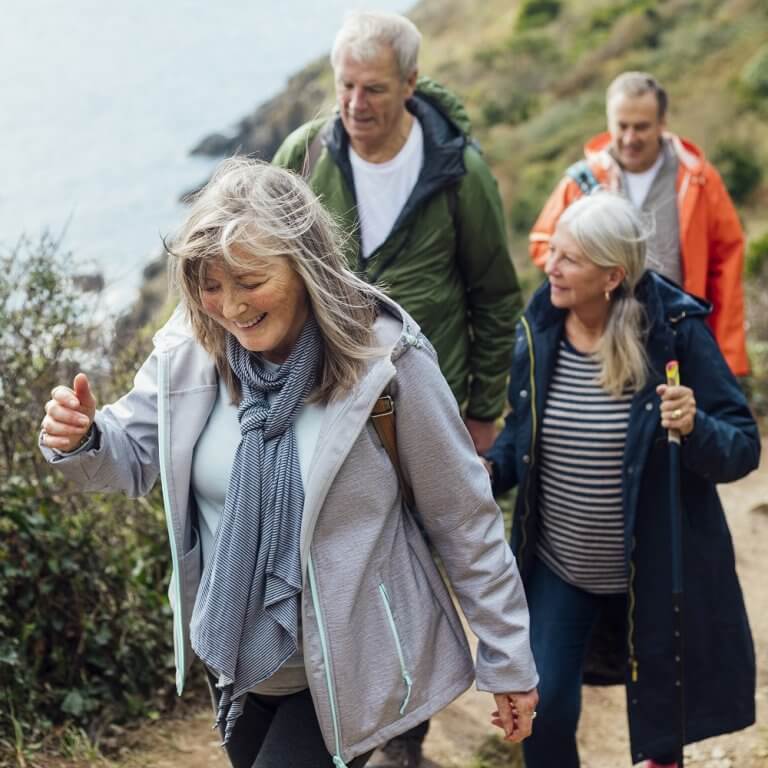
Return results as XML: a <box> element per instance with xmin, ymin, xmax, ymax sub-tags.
<box><xmin>522</xmin><ymin>558</ymin><xmax>679</xmax><ymax>768</ymax></box>
<box><xmin>522</xmin><ymin>557</ymin><xmax>604</xmax><ymax>768</ymax></box>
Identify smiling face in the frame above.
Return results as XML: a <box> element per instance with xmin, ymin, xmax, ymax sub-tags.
<box><xmin>607</xmin><ymin>90</ymin><xmax>665</xmax><ymax>173</ymax></box>
<box><xmin>546</xmin><ymin>223</ymin><xmax>624</xmax><ymax>315</ymax></box>
<box><xmin>334</xmin><ymin>45</ymin><xmax>416</xmax><ymax>161</ymax></box>
<box><xmin>200</xmin><ymin>253</ymin><xmax>310</xmax><ymax>363</ymax></box>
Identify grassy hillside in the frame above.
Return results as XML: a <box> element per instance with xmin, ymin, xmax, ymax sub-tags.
<box><xmin>410</xmin><ymin>0</ymin><xmax>768</xmax><ymax>243</ymax></box>
<box><xmin>194</xmin><ymin>0</ymin><xmax>768</xmax><ymax>402</ymax></box>
<box><xmin>199</xmin><ymin>0</ymin><xmax>767</xmax><ymax>277</ymax></box>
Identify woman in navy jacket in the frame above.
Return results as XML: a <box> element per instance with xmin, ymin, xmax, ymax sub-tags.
<box><xmin>486</xmin><ymin>192</ymin><xmax>759</xmax><ymax>767</ymax></box>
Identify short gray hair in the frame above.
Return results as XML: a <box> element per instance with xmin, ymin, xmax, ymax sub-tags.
<box><xmin>168</xmin><ymin>158</ymin><xmax>388</xmax><ymax>403</ymax></box>
<box><xmin>330</xmin><ymin>11</ymin><xmax>421</xmax><ymax>80</ymax></box>
<box><xmin>560</xmin><ymin>192</ymin><xmax>650</xmax><ymax>396</ymax></box>
<box><xmin>606</xmin><ymin>71</ymin><xmax>668</xmax><ymax>119</ymax></box>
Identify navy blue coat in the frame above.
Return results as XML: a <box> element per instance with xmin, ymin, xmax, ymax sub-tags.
<box><xmin>487</xmin><ymin>271</ymin><xmax>760</xmax><ymax>762</ymax></box>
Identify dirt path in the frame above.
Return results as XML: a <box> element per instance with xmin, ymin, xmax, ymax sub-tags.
<box><xmin>111</xmin><ymin>442</ymin><xmax>768</xmax><ymax>768</ymax></box>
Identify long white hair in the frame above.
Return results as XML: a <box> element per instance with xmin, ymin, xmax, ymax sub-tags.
<box><xmin>560</xmin><ymin>192</ymin><xmax>651</xmax><ymax>396</ymax></box>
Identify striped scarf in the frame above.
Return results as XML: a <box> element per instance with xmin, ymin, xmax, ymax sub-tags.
<box><xmin>190</xmin><ymin>316</ymin><xmax>322</xmax><ymax>744</ymax></box>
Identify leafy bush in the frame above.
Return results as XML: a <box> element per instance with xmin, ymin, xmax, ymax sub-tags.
<box><xmin>509</xmin><ymin>165</ymin><xmax>560</xmax><ymax>234</ymax></box>
<box><xmin>746</xmin><ymin>231</ymin><xmax>768</xmax><ymax>278</ymax></box>
<box><xmin>483</xmin><ymin>92</ymin><xmax>538</xmax><ymax>127</ymax></box>
<box><xmin>711</xmin><ymin>142</ymin><xmax>763</xmax><ymax>204</ymax></box>
<box><xmin>470</xmin><ymin>734</ymin><xmax>523</xmax><ymax>768</ymax></box>
<box><xmin>589</xmin><ymin>0</ymin><xmax>658</xmax><ymax>31</ymax></box>
<box><xmin>740</xmin><ymin>44</ymin><xmax>768</xmax><ymax>100</ymax></box>
<box><xmin>516</xmin><ymin>0</ymin><xmax>561</xmax><ymax>31</ymax></box>
<box><xmin>0</xmin><ymin>236</ymin><xmax>175</xmax><ymax>759</ymax></box>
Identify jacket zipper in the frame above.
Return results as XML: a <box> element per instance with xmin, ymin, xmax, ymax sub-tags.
<box><xmin>157</xmin><ymin>352</ymin><xmax>186</xmax><ymax>694</ymax></box>
<box><xmin>308</xmin><ymin>554</ymin><xmax>348</xmax><ymax>768</ymax></box>
<box><xmin>378</xmin><ymin>584</ymin><xmax>414</xmax><ymax>715</ymax></box>
<box><xmin>517</xmin><ymin>316</ymin><xmax>538</xmax><ymax>564</ymax></box>
<box><xmin>627</xmin><ymin>536</ymin><xmax>639</xmax><ymax>682</ymax></box>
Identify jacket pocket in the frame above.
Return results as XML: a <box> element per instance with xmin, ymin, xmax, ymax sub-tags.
<box><xmin>378</xmin><ymin>583</ymin><xmax>413</xmax><ymax>715</ymax></box>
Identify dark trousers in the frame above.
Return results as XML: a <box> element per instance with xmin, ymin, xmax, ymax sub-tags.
<box><xmin>208</xmin><ymin>680</ymin><xmax>373</xmax><ymax>768</ymax></box>
<box><xmin>522</xmin><ymin>558</ymin><xmax>677</xmax><ymax>768</ymax></box>
<box><xmin>386</xmin><ymin>718</ymin><xmax>429</xmax><ymax>747</ymax></box>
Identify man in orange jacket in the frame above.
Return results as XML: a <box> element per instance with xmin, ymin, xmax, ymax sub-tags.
<box><xmin>530</xmin><ymin>71</ymin><xmax>749</xmax><ymax>376</ymax></box>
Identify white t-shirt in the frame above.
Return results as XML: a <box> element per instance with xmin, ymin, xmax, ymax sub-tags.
<box><xmin>623</xmin><ymin>150</ymin><xmax>664</xmax><ymax>208</ymax></box>
<box><xmin>350</xmin><ymin>117</ymin><xmax>424</xmax><ymax>259</ymax></box>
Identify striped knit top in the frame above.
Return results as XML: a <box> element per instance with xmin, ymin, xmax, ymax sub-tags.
<box><xmin>536</xmin><ymin>339</ymin><xmax>632</xmax><ymax>594</ymax></box>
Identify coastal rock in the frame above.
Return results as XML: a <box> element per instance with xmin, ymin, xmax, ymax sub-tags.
<box><xmin>191</xmin><ymin>132</ymin><xmax>240</xmax><ymax>157</ymax></box>
<box><xmin>189</xmin><ymin>57</ymin><xmax>332</xmax><ymax>161</ymax></box>
<box><xmin>72</xmin><ymin>272</ymin><xmax>105</xmax><ymax>293</ymax></box>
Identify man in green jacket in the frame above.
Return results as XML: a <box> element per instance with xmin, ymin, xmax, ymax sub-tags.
<box><xmin>273</xmin><ymin>11</ymin><xmax>522</xmax><ymax>464</ymax></box>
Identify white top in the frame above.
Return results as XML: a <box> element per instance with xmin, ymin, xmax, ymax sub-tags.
<box><xmin>350</xmin><ymin>117</ymin><xmax>424</xmax><ymax>259</ymax></box>
<box><xmin>192</xmin><ymin>372</ymin><xmax>324</xmax><ymax>564</ymax></box>
<box><xmin>623</xmin><ymin>150</ymin><xmax>664</xmax><ymax>208</ymax></box>
<box><xmin>191</xmin><ymin>360</ymin><xmax>325</xmax><ymax>695</ymax></box>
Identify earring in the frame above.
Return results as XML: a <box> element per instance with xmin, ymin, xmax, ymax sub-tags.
<box><xmin>605</xmin><ymin>290</ymin><xmax>611</xmax><ymax>302</ymax></box>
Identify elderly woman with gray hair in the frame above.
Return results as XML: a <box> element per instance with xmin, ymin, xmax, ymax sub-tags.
<box><xmin>39</xmin><ymin>159</ymin><xmax>538</xmax><ymax>768</ymax></box>
<box><xmin>485</xmin><ymin>192</ymin><xmax>759</xmax><ymax>768</ymax></box>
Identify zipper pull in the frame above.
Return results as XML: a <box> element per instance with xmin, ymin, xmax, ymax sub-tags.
<box><xmin>630</xmin><ymin>657</ymin><xmax>639</xmax><ymax>682</ymax></box>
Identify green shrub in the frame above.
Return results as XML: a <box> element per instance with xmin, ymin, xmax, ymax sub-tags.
<box><xmin>509</xmin><ymin>165</ymin><xmax>560</xmax><ymax>234</ymax></box>
<box><xmin>589</xmin><ymin>0</ymin><xmax>658</xmax><ymax>31</ymax></box>
<box><xmin>516</xmin><ymin>0</ymin><xmax>561</xmax><ymax>31</ymax></box>
<box><xmin>711</xmin><ymin>142</ymin><xmax>763</xmax><ymax>204</ymax></box>
<box><xmin>483</xmin><ymin>92</ymin><xmax>537</xmax><ymax>127</ymax></box>
<box><xmin>746</xmin><ymin>232</ymin><xmax>768</xmax><ymax>278</ymax></box>
<box><xmin>470</xmin><ymin>733</ymin><xmax>524</xmax><ymax>768</ymax></box>
<box><xmin>740</xmin><ymin>44</ymin><xmax>768</xmax><ymax>100</ymax></box>
<box><xmin>0</xmin><ymin>236</ymin><xmax>174</xmax><ymax>758</ymax></box>
<box><xmin>747</xmin><ymin>340</ymin><xmax>768</xmax><ymax>424</ymax></box>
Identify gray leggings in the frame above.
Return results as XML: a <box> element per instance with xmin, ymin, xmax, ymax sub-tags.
<box><xmin>209</xmin><ymin>681</ymin><xmax>372</xmax><ymax>768</ymax></box>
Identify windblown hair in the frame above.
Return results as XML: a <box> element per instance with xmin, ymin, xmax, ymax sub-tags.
<box><xmin>330</xmin><ymin>11</ymin><xmax>421</xmax><ymax>79</ymax></box>
<box><xmin>606</xmin><ymin>71</ymin><xmax>668</xmax><ymax>119</ymax></box>
<box><xmin>560</xmin><ymin>192</ymin><xmax>651</xmax><ymax>397</ymax></box>
<box><xmin>167</xmin><ymin>158</ymin><xmax>388</xmax><ymax>403</ymax></box>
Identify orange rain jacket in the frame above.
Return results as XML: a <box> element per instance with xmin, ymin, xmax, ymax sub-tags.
<box><xmin>529</xmin><ymin>132</ymin><xmax>749</xmax><ymax>376</ymax></box>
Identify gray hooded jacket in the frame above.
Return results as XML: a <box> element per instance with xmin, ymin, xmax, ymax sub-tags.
<box><xmin>44</xmin><ymin>303</ymin><xmax>538</xmax><ymax>765</ymax></box>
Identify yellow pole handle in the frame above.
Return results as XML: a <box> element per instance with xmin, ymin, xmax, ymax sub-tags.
<box><xmin>666</xmin><ymin>360</ymin><xmax>681</xmax><ymax>443</ymax></box>
<box><xmin>666</xmin><ymin>360</ymin><xmax>680</xmax><ymax>387</ymax></box>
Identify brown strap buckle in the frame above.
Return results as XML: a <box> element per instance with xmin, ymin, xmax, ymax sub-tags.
<box><xmin>370</xmin><ymin>395</ymin><xmax>394</xmax><ymax>418</ymax></box>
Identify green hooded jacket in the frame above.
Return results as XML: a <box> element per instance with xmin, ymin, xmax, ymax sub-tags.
<box><xmin>273</xmin><ymin>78</ymin><xmax>522</xmax><ymax>420</ymax></box>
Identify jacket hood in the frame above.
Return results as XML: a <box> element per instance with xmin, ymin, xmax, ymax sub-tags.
<box><xmin>413</xmin><ymin>76</ymin><xmax>472</xmax><ymax>137</ymax></box>
<box><xmin>152</xmin><ymin>304</ymin><xmax>196</xmax><ymax>351</ymax></box>
<box><xmin>526</xmin><ymin>270</ymin><xmax>711</xmax><ymax>334</ymax></box>
<box><xmin>584</xmin><ymin>131</ymin><xmax>706</xmax><ymax>174</ymax></box>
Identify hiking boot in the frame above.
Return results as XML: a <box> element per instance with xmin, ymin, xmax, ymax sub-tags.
<box><xmin>368</xmin><ymin>739</ymin><xmax>423</xmax><ymax>768</ymax></box>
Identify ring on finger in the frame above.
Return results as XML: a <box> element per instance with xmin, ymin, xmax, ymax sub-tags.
<box><xmin>672</xmin><ymin>408</ymin><xmax>683</xmax><ymax>419</ymax></box>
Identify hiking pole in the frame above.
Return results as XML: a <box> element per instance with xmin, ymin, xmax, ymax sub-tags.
<box><xmin>666</xmin><ymin>360</ymin><xmax>685</xmax><ymax>768</ymax></box>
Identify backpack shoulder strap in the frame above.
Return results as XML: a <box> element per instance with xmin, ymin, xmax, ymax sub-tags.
<box><xmin>370</xmin><ymin>394</ymin><xmax>415</xmax><ymax>510</ymax></box>
<box><xmin>565</xmin><ymin>159</ymin><xmax>601</xmax><ymax>196</ymax></box>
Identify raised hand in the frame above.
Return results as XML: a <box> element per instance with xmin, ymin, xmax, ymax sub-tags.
<box><xmin>41</xmin><ymin>373</ymin><xmax>98</xmax><ymax>452</ymax></box>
